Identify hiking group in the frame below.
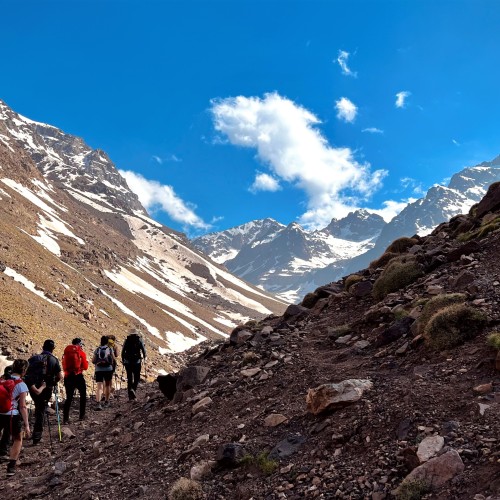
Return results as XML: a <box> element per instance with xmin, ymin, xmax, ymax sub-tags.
<box><xmin>0</xmin><ymin>329</ymin><xmax>146</xmax><ymax>476</ymax></box>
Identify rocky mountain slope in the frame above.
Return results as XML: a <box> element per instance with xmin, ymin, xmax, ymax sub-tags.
<box><xmin>0</xmin><ymin>99</ymin><xmax>286</xmax><ymax>374</ymax></box>
<box><xmin>193</xmin><ymin>161</ymin><xmax>500</xmax><ymax>303</ymax></box>
<box><xmin>5</xmin><ymin>178</ymin><xmax>500</xmax><ymax>499</ymax></box>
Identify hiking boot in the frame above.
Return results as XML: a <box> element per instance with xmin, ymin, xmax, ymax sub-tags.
<box><xmin>95</xmin><ymin>403</ymin><xmax>103</xmax><ymax>411</ymax></box>
<box><xmin>103</xmin><ymin>401</ymin><xmax>110</xmax><ymax>408</ymax></box>
<box><xmin>6</xmin><ymin>461</ymin><xmax>16</xmax><ymax>476</ymax></box>
<box><xmin>129</xmin><ymin>389</ymin><xmax>136</xmax><ymax>400</ymax></box>
<box><xmin>0</xmin><ymin>454</ymin><xmax>9</xmax><ymax>463</ymax></box>
<box><xmin>32</xmin><ymin>438</ymin><xmax>41</xmax><ymax>446</ymax></box>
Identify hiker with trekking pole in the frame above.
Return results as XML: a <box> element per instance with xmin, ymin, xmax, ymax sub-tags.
<box><xmin>92</xmin><ymin>336</ymin><xmax>115</xmax><ymax>410</ymax></box>
<box><xmin>25</xmin><ymin>340</ymin><xmax>63</xmax><ymax>445</ymax></box>
<box><xmin>122</xmin><ymin>329</ymin><xmax>147</xmax><ymax>401</ymax></box>
<box><xmin>0</xmin><ymin>359</ymin><xmax>31</xmax><ymax>476</ymax></box>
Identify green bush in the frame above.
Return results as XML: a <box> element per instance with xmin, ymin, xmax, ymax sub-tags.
<box><xmin>385</xmin><ymin>237</ymin><xmax>419</xmax><ymax>254</ymax></box>
<box><xmin>345</xmin><ymin>274</ymin><xmax>363</xmax><ymax>291</ymax></box>
<box><xmin>396</xmin><ymin>479</ymin><xmax>430</xmax><ymax>500</ymax></box>
<box><xmin>240</xmin><ymin>453</ymin><xmax>278</xmax><ymax>476</ymax></box>
<box><xmin>373</xmin><ymin>256</ymin><xmax>423</xmax><ymax>301</ymax></box>
<box><xmin>369</xmin><ymin>251</ymin><xmax>398</xmax><ymax>269</ymax></box>
<box><xmin>169</xmin><ymin>478</ymin><xmax>204</xmax><ymax>500</ymax></box>
<box><xmin>415</xmin><ymin>293</ymin><xmax>466</xmax><ymax>335</ymax></box>
<box><xmin>487</xmin><ymin>332</ymin><xmax>500</xmax><ymax>350</ymax></box>
<box><xmin>424</xmin><ymin>304</ymin><xmax>488</xmax><ymax>350</ymax></box>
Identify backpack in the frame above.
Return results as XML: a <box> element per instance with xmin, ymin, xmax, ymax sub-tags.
<box><xmin>95</xmin><ymin>346</ymin><xmax>113</xmax><ymax>367</ymax></box>
<box><xmin>0</xmin><ymin>379</ymin><xmax>23</xmax><ymax>413</ymax></box>
<box><xmin>123</xmin><ymin>334</ymin><xmax>142</xmax><ymax>362</ymax></box>
<box><xmin>24</xmin><ymin>354</ymin><xmax>49</xmax><ymax>388</ymax></box>
<box><xmin>63</xmin><ymin>345</ymin><xmax>82</xmax><ymax>374</ymax></box>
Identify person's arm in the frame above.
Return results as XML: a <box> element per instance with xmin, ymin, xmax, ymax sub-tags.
<box><xmin>92</xmin><ymin>349</ymin><xmax>97</xmax><ymax>365</ymax></box>
<box><xmin>141</xmin><ymin>340</ymin><xmax>147</xmax><ymax>361</ymax></box>
<box><xmin>81</xmin><ymin>351</ymin><xmax>89</xmax><ymax>371</ymax></box>
<box><xmin>18</xmin><ymin>392</ymin><xmax>31</xmax><ymax>438</ymax></box>
<box><xmin>54</xmin><ymin>359</ymin><xmax>63</xmax><ymax>383</ymax></box>
<box><xmin>30</xmin><ymin>382</ymin><xmax>46</xmax><ymax>395</ymax></box>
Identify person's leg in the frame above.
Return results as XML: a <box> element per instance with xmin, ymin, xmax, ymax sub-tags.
<box><xmin>103</xmin><ymin>375</ymin><xmax>112</xmax><ymax>402</ymax></box>
<box><xmin>0</xmin><ymin>415</ymin><xmax>10</xmax><ymax>457</ymax></box>
<box><xmin>63</xmin><ymin>375</ymin><xmax>76</xmax><ymax>423</ymax></box>
<box><xmin>95</xmin><ymin>378</ymin><xmax>103</xmax><ymax>409</ymax></box>
<box><xmin>76</xmin><ymin>374</ymin><xmax>87</xmax><ymax>420</ymax></box>
<box><xmin>132</xmin><ymin>362</ymin><xmax>141</xmax><ymax>391</ymax></box>
<box><xmin>6</xmin><ymin>416</ymin><xmax>22</xmax><ymax>476</ymax></box>
<box><xmin>32</xmin><ymin>389</ymin><xmax>50</xmax><ymax>443</ymax></box>
<box><xmin>125</xmin><ymin>364</ymin><xmax>134</xmax><ymax>399</ymax></box>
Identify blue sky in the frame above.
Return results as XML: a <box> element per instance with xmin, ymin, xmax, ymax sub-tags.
<box><xmin>3</xmin><ymin>0</ymin><xmax>500</xmax><ymax>236</ymax></box>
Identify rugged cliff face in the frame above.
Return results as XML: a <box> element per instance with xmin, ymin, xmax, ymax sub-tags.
<box><xmin>4</xmin><ymin>183</ymin><xmax>500</xmax><ymax>499</ymax></box>
<box><xmin>0</xmin><ymin>99</ymin><xmax>286</xmax><ymax>375</ymax></box>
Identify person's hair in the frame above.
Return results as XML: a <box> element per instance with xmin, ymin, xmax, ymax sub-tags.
<box><xmin>72</xmin><ymin>338</ymin><xmax>82</xmax><ymax>345</ymax></box>
<box><xmin>3</xmin><ymin>365</ymin><xmax>13</xmax><ymax>378</ymax></box>
<box><xmin>100</xmin><ymin>335</ymin><xmax>109</xmax><ymax>346</ymax></box>
<box><xmin>43</xmin><ymin>339</ymin><xmax>55</xmax><ymax>352</ymax></box>
<box><xmin>12</xmin><ymin>359</ymin><xmax>28</xmax><ymax>375</ymax></box>
<box><xmin>108</xmin><ymin>335</ymin><xmax>116</xmax><ymax>341</ymax></box>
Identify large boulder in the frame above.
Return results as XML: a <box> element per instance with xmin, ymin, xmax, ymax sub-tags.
<box><xmin>473</xmin><ymin>181</ymin><xmax>500</xmax><ymax>218</ymax></box>
<box><xmin>176</xmin><ymin>366</ymin><xmax>210</xmax><ymax>392</ymax></box>
<box><xmin>157</xmin><ymin>374</ymin><xmax>178</xmax><ymax>400</ymax></box>
<box><xmin>398</xmin><ymin>449</ymin><xmax>464</xmax><ymax>490</ymax></box>
<box><xmin>216</xmin><ymin>443</ymin><xmax>245</xmax><ymax>468</ymax></box>
<box><xmin>229</xmin><ymin>328</ymin><xmax>253</xmax><ymax>346</ymax></box>
<box><xmin>306</xmin><ymin>379</ymin><xmax>373</xmax><ymax>415</ymax></box>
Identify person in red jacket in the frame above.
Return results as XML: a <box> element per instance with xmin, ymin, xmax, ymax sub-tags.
<box><xmin>62</xmin><ymin>338</ymin><xmax>89</xmax><ymax>423</ymax></box>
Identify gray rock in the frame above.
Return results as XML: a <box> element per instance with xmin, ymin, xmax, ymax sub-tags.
<box><xmin>269</xmin><ymin>435</ymin><xmax>306</xmax><ymax>459</ymax></box>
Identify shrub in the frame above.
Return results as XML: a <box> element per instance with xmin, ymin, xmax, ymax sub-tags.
<box><xmin>415</xmin><ymin>293</ymin><xmax>466</xmax><ymax>335</ymax></box>
<box><xmin>169</xmin><ymin>478</ymin><xmax>204</xmax><ymax>500</ymax></box>
<box><xmin>301</xmin><ymin>292</ymin><xmax>318</xmax><ymax>308</ymax></box>
<box><xmin>373</xmin><ymin>256</ymin><xmax>423</xmax><ymax>301</ymax></box>
<box><xmin>477</xmin><ymin>221</ymin><xmax>500</xmax><ymax>239</ymax></box>
<box><xmin>345</xmin><ymin>274</ymin><xmax>363</xmax><ymax>291</ymax></box>
<box><xmin>240</xmin><ymin>453</ymin><xmax>278</xmax><ymax>476</ymax></box>
<box><xmin>396</xmin><ymin>479</ymin><xmax>430</xmax><ymax>500</ymax></box>
<box><xmin>385</xmin><ymin>237</ymin><xmax>419</xmax><ymax>254</ymax></box>
<box><xmin>487</xmin><ymin>332</ymin><xmax>500</xmax><ymax>350</ymax></box>
<box><xmin>424</xmin><ymin>303</ymin><xmax>488</xmax><ymax>350</ymax></box>
<box><xmin>327</xmin><ymin>324</ymin><xmax>351</xmax><ymax>339</ymax></box>
<box><xmin>369</xmin><ymin>251</ymin><xmax>398</xmax><ymax>270</ymax></box>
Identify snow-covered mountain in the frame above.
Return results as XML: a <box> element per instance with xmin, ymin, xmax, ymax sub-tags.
<box><xmin>194</xmin><ymin>210</ymin><xmax>385</xmax><ymax>302</ymax></box>
<box><xmin>0</xmin><ymin>99</ymin><xmax>285</xmax><ymax>372</ymax></box>
<box><xmin>193</xmin><ymin>160</ymin><xmax>500</xmax><ymax>303</ymax></box>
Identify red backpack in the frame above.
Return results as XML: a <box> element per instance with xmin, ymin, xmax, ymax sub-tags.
<box><xmin>63</xmin><ymin>345</ymin><xmax>82</xmax><ymax>375</ymax></box>
<box><xmin>0</xmin><ymin>379</ymin><xmax>22</xmax><ymax>413</ymax></box>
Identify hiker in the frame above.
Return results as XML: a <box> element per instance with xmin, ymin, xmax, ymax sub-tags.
<box><xmin>122</xmin><ymin>329</ymin><xmax>146</xmax><ymax>400</ymax></box>
<box><xmin>0</xmin><ymin>359</ymin><xmax>31</xmax><ymax>476</ymax></box>
<box><xmin>107</xmin><ymin>335</ymin><xmax>119</xmax><ymax>397</ymax></box>
<box><xmin>1</xmin><ymin>365</ymin><xmax>13</xmax><ymax>381</ymax></box>
<box><xmin>62</xmin><ymin>338</ymin><xmax>88</xmax><ymax>423</ymax></box>
<box><xmin>92</xmin><ymin>336</ymin><xmax>115</xmax><ymax>410</ymax></box>
<box><xmin>25</xmin><ymin>340</ymin><xmax>63</xmax><ymax>445</ymax></box>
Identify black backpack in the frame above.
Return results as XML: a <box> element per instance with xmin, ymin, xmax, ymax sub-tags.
<box><xmin>123</xmin><ymin>334</ymin><xmax>142</xmax><ymax>362</ymax></box>
<box><xmin>25</xmin><ymin>354</ymin><xmax>49</xmax><ymax>388</ymax></box>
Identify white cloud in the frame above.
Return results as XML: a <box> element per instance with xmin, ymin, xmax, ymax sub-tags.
<box><xmin>368</xmin><ymin>198</ymin><xmax>415</xmax><ymax>222</ymax></box>
<box><xmin>400</xmin><ymin>177</ymin><xmax>425</xmax><ymax>196</ymax></box>
<box><xmin>395</xmin><ymin>91</ymin><xmax>411</xmax><ymax>108</ymax></box>
<box><xmin>452</xmin><ymin>139</ymin><xmax>460</xmax><ymax>146</ymax></box>
<box><xmin>249</xmin><ymin>172</ymin><xmax>281</xmax><ymax>193</ymax></box>
<box><xmin>335</xmin><ymin>97</ymin><xmax>357</xmax><ymax>123</ymax></box>
<box><xmin>151</xmin><ymin>154</ymin><xmax>182</xmax><ymax>164</ymax></box>
<box><xmin>336</xmin><ymin>50</ymin><xmax>357</xmax><ymax>77</ymax></box>
<box><xmin>211</xmin><ymin>92</ymin><xmax>387</xmax><ymax>228</ymax></box>
<box><xmin>119</xmin><ymin>170</ymin><xmax>210</xmax><ymax>230</ymax></box>
<box><xmin>152</xmin><ymin>155</ymin><xmax>163</xmax><ymax>165</ymax></box>
<box><xmin>362</xmin><ymin>127</ymin><xmax>384</xmax><ymax>134</ymax></box>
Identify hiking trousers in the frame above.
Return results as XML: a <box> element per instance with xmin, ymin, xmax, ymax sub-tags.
<box><xmin>30</xmin><ymin>387</ymin><xmax>52</xmax><ymax>442</ymax></box>
<box><xmin>125</xmin><ymin>362</ymin><xmax>141</xmax><ymax>398</ymax></box>
<box><xmin>63</xmin><ymin>373</ymin><xmax>87</xmax><ymax>421</ymax></box>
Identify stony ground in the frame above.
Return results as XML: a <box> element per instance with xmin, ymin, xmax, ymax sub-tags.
<box><xmin>3</xmin><ymin>187</ymin><xmax>500</xmax><ymax>499</ymax></box>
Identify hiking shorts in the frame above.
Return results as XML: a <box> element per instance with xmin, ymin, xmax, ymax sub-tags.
<box><xmin>95</xmin><ymin>371</ymin><xmax>113</xmax><ymax>383</ymax></box>
<box><xmin>0</xmin><ymin>414</ymin><xmax>22</xmax><ymax>439</ymax></box>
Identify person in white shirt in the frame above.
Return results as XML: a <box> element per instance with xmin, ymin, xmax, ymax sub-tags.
<box><xmin>0</xmin><ymin>359</ymin><xmax>31</xmax><ymax>476</ymax></box>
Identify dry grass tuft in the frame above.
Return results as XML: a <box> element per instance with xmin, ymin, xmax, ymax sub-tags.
<box><xmin>373</xmin><ymin>256</ymin><xmax>423</xmax><ymax>301</ymax></box>
<box><xmin>168</xmin><ymin>478</ymin><xmax>204</xmax><ymax>500</ymax></box>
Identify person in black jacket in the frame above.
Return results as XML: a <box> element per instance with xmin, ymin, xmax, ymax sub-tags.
<box><xmin>26</xmin><ymin>340</ymin><xmax>63</xmax><ymax>445</ymax></box>
<box><xmin>121</xmin><ymin>330</ymin><xmax>146</xmax><ymax>400</ymax></box>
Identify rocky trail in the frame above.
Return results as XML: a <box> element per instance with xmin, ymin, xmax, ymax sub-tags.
<box><xmin>3</xmin><ymin>185</ymin><xmax>500</xmax><ymax>499</ymax></box>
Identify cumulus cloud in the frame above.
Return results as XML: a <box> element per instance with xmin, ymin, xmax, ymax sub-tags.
<box><xmin>119</xmin><ymin>170</ymin><xmax>210</xmax><ymax>230</ymax></box>
<box><xmin>368</xmin><ymin>199</ymin><xmax>414</xmax><ymax>222</ymax></box>
<box><xmin>335</xmin><ymin>97</ymin><xmax>357</xmax><ymax>123</ymax></box>
<box><xmin>249</xmin><ymin>172</ymin><xmax>281</xmax><ymax>193</ymax></box>
<box><xmin>395</xmin><ymin>91</ymin><xmax>411</xmax><ymax>108</ymax></box>
<box><xmin>336</xmin><ymin>50</ymin><xmax>357</xmax><ymax>77</ymax></box>
<box><xmin>362</xmin><ymin>127</ymin><xmax>384</xmax><ymax>134</ymax></box>
<box><xmin>211</xmin><ymin>92</ymin><xmax>387</xmax><ymax>228</ymax></box>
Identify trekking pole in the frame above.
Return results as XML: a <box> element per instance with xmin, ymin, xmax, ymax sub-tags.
<box><xmin>45</xmin><ymin>409</ymin><xmax>54</xmax><ymax>454</ymax></box>
<box><xmin>91</xmin><ymin>374</ymin><xmax>95</xmax><ymax>401</ymax></box>
<box><xmin>53</xmin><ymin>387</ymin><xmax>62</xmax><ymax>442</ymax></box>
